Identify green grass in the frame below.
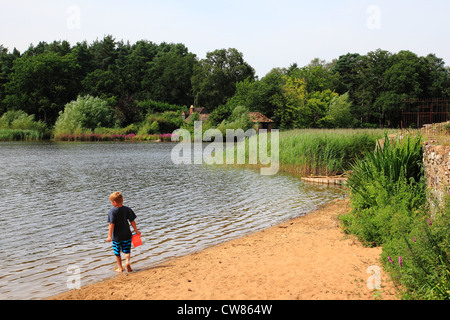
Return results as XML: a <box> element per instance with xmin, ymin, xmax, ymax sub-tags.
<box><xmin>278</xmin><ymin>129</ymin><xmax>392</xmax><ymax>176</ymax></box>
<box><xmin>219</xmin><ymin>128</ymin><xmax>391</xmax><ymax>177</ymax></box>
<box><xmin>0</xmin><ymin>129</ymin><xmax>44</xmax><ymax>141</ymax></box>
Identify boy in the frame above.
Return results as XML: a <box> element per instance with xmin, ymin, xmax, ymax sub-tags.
<box><xmin>106</xmin><ymin>191</ymin><xmax>140</xmax><ymax>273</ymax></box>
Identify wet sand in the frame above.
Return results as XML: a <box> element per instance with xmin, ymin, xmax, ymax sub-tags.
<box><xmin>49</xmin><ymin>198</ymin><xmax>398</xmax><ymax>300</ymax></box>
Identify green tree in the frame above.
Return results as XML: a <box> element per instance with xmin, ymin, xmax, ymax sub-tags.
<box><xmin>324</xmin><ymin>92</ymin><xmax>354</xmax><ymax>128</ymax></box>
<box><xmin>81</xmin><ymin>68</ymin><xmax>118</xmax><ymax>98</ymax></box>
<box><xmin>421</xmin><ymin>54</ymin><xmax>450</xmax><ymax>98</ymax></box>
<box><xmin>143</xmin><ymin>43</ymin><xmax>197</xmax><ymax>106</ymax></box>
<box><xmin>121</xmin><ymin>40</ymin><xmax>159</xmax><ymax>99</ymax></box>
<box><xmin>89</xmin><ymin>35</ymin><xmax>118</xmax><ymax>71</ymax></box>
<box><xmin>290</xmin><ymin>58</ymin><xmax>343</xmax><ymax>93</ymax></box>
<box><xmin>3</xmin><ymin>51</ymin><xmax>81</xmax><ymax>124</ymax></box>
<box><xmin>278</xmin><ymin>75</ymin><xmax>307</xmax><ymax>129</ymax></box>
<box><xmin>306</xmin><ymin>90</ymin><xmax>338</xmax><ymax>127</ymax></box>
<box><xmin>72</xmin><ymin>41</ymin><xmax>93</xmax><ymax>81</ymax></box>
<box><xmin>191</xmin><ymin>48</ymin><xmax>255</xmax><ymax>111</ymax></box>
<box><xmin>0</xmin><ymin>45</ymin><xmax>20</xmax><ymax>115</ymax></box>
<box><xmin>333</xmin><ymin>53</ymin><xmax>363</xmax><ymax>95</ymax></box>
<box><xmin>225</xmin><ymin>68</ymin><xmax>285</xmax><ymax>126</ymax></box>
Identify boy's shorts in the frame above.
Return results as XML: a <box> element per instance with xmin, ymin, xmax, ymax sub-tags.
<box><xmin>112</xmin><ymin>239</ymin><xmax>132</xmax><ymax>256</ymax></box>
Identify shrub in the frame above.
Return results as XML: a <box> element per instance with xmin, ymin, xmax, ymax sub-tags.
<box><xmin>0</xmin><ymin>111</ymin><xmax>48</xmax><ymax>140</ymax></box>
<box><xmin>340</xmin><ymin>176</ymin><xmax>426</xmax><ymax>246</ymax></box>
<box><xmin>137</xmin><ymin>99</ymin><xmax>185</xmax><ymax>114</ymax></box>
<box><xmin>54</xmin><ymin>95</ymin><xmax>113</xmax><ymax>135</ymax></box>
<box><xmin>382</xmin><ymin>197</ymin><xmax>450</xmax><ymax>300</ymax></box>
<box><xmin>340</xmin><ymin>134</ymin><xmax>426</xmax><ymax>247</ymax></box>
<box><xmin>347</xmin><ymin>134</ymin><xmax>424</xmax><ymax>210</ymax></box>
<box><xmin>0</xmin><ymin>110</ymin><xmax>47</xmax><ymax>131</ymax></box>
<box><xmin>216</xmin><ymin>105</ymin><xmax>252</xmax><ymax>135</ymax></box>
<box><xmin>139</xmin><ymin>111</ymin><xmax>184</xmax><ymax>135</ymax></box>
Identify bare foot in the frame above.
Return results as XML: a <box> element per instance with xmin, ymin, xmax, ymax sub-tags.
<box><xmin>114</xmin><ymin>267</ymin><xmax>123</xmax><ymax>273</ymax></box>
<box><xmin>126</xmin><ymin>264</ymin><xmax>133</xmax><ymax>272</ymax></box>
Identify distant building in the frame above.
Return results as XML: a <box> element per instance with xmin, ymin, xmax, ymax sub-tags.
<box><xmin>248</xmin><ymin>112</ymin><xmax>274</xmax><ymax>132</ymax></box>
<box><xmin>182</xmin><ymin>106</ymin><xmax>274</xmax><ymax>132</ymax></box>
<box><xmin>182</xmin><ymin>105</ymin><xmax>211</xmax><ymax>123</ymax></box>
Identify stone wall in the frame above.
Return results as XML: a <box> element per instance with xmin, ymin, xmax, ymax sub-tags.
<box><xmin>423</xmin><ymin>141</ymin><xmax>450</xmax><ymax>205</ymax></box>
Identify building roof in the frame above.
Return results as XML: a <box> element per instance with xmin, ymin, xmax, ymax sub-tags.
<box><xmin>184</xmin><ymin>107</ymin><xmax>211</xmax><ymax>123</ymax></box>
<box><xmin>248</xmin><ymin>112</ymin><xmax>274</xmax><ymax>123</ymax></box>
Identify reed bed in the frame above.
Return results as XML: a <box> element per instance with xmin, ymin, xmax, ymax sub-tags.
<box><xmin>278</xmin><ymin>129</ymin><xmax>392</xmax><ymax>176</ymax></box>
<box><xmin>0</xmin><ymin>129</ymin><xmax>44</xmax><ymax>141</ymax></box>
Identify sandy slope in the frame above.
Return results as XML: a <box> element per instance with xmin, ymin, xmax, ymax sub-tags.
<box><xmin>50</xmin><ymin>198</ymin><xmax>397</xmax><ymax>300</ymax></box>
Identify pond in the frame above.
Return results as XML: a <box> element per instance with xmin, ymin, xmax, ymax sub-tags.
<box><xmin>0</xmin><ymin>141</ymin><xmax>344</xmax><ymax>299</ymax></box>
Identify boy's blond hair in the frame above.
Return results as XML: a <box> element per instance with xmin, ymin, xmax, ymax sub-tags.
<box><xmin>109</xmin><ymin>191</ymin><xmax>123</xmax><ymax>204</ymax></box>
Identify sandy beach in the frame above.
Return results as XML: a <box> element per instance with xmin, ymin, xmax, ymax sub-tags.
<box><xmin>49</xmin><ymin>198</ymin><xmax>398</xmax><ymax>300</ymax></box>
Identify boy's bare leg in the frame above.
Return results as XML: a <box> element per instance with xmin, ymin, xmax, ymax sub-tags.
<box><xmin>124</xmin><ymin>254</ymin><xmax>132</xmax><ymax>272</ymax></box>
<box><xmin>115</xmin><ymin>255</ymin><xmax>123</xmax><ymax>273</ymax></box>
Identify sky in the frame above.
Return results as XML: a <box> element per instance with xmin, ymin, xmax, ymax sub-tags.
<box><xmin>1</xmin><ymin>0</ymin><xmax>449</xmax><ymax>77</ymax></box>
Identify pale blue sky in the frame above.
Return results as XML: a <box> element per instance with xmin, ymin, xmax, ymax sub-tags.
<box><xmin>1</xmin><ymin>0</ymin><xmax>449</xmax><ymax>77</ymax></box>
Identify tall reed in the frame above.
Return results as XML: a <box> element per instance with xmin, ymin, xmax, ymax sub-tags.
<box><xmin>279</xmin><ymin>129</ymin><xmax>389</xmax><ymax>176</ymax></box>
<box><xmin>0</xmin><ymin>129</ymin><xmax>43</xmax><ymax>141</ymax></box>
<box><xmin>221</xmin><ymin>129</ymin><xmax>389</xmax><ymax>177</ymax></box>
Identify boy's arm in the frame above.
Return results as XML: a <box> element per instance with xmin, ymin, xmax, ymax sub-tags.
<box><xmin>130</xmin><ymin>221</ymin><xmax>140</xmax><ymax>235</ymax></box>
<box><xmin>107</xmin><ymin>223</ymin><xmax>114</xmax><ymax>242</ymax></box>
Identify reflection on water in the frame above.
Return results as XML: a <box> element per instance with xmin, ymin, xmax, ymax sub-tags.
<box><xmin>0</xmin><ymin>141</ymin><xmax>344</xmax><ymax>299</ymax></box>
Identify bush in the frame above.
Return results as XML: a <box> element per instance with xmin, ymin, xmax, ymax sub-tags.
<box><xmin>54</xmin><ymin>95</ymin><xmax>113</xmax><ymax>135</ymax></box>
<box><xmin>340</xmin><ymin>132</ymin><xmax>450</xmax><ymax>299</ymax></box>
<box><xmin>0</xmin><ymin>110</ymin><xmax>47</xmax><ymax>131</ymax></box>
<box><xmin>347</xmin><ymin>134</ymin><xmax>424</xmax><ymax>210</ymax></box>
<box><xmin>381</xmin><ymin>197</ymin><xmax>450</xmax><ymax>300</ymax></box>
<box><xmin>139</xmin><ymin>111</ymin><xmax>184</xmax><ymax>135</ymax></box>
<box><xmin>94</xmin><ymin>124</ymin><xmax>138</xmax><ymax>135</ymax></box>
<box><xmin>216</xmin><ymin>105</ymin><xmax>252</xmax><ymax>135</ymax></box>
<box><xmin>340</xmin><ymin>134</ymin><xmax>426</xmax><ymax>247</ymax></box>
<box><xmin>137</xmin><ymin>121</ymin><xmax>159</xmax><ymax>135</ymax></box>
<box><xmin>137</xmin><ymin>99</ymin><xmax>185</xmax><ymax>114</ymax></box>
<box><xmin>0</xmin><ymin>111</ymin><xmax>48</xmax><ymax>140</ymax></box>
<box><xmin>340</xmin><ymin>176</ymin><xmax>426</xmax><ymax>246</ymax></box>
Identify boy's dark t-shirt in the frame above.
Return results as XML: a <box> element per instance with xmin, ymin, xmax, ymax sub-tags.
<box><xmin>107</xmin><ymin>206</ymin><xmax>136</xmax><ymax>242</ymax></box>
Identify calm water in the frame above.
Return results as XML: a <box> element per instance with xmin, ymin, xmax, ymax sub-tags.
<box><xmin>0</xmin><ymin>141</ymin><xmax>344</xmax><ymax>300</ymax></box>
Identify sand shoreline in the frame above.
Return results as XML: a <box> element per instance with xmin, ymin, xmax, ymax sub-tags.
<box><xmin>49</xmin><ymin>198</ymin><xmax>398</xmax><ymax>300</ymax></box>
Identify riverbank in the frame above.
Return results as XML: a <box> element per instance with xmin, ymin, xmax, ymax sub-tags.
<box><xmin>49</xmin><ymin>198</ymin><xmax>398</xmax><ymax>300</ymax></box>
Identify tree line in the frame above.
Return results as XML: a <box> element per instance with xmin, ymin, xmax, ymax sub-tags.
<box><xmin>0</xmin><ymin>35</ymin><xmax>449</xmax><ymax>131</ymax></box>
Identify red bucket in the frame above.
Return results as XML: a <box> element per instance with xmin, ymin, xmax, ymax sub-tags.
<box><xmin>132</xmin><ymin>233</ymin><xmax>142</xmax><ymax>248</ymax></box>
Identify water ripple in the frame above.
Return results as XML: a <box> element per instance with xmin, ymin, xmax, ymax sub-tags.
<box><xmin>0</xmin><ymin>141</ymin><xmax>344</xmax><ymax>299</ymax></box>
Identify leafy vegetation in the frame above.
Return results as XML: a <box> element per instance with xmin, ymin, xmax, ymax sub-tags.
<box><xmin>341</xmin><ymin>135</ymin><xmax>426</xmax><ymax>246</ymax></box>
<box><xmin>0</xmin><ymin>37</ymin><xmax>448</xmax><ymax>141</ymax></box>
<box><xmin>340</xmin><ymin>134</ymin><xmax>450</xmax><ymax>299</ymax></box>
<box><xmin>0</xmin><ymin>110</ymin><xmax>48</xmax><ymax>140</ymax></box>
<box><xmin>53</xmin><ymin>95</ymin><xmax>114</xmax><ymax>136</ymax></box>
<box><xmin>278</xmin><ymin>129</ymin><xmax>388</xmax><ymax>176</ymax></box>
